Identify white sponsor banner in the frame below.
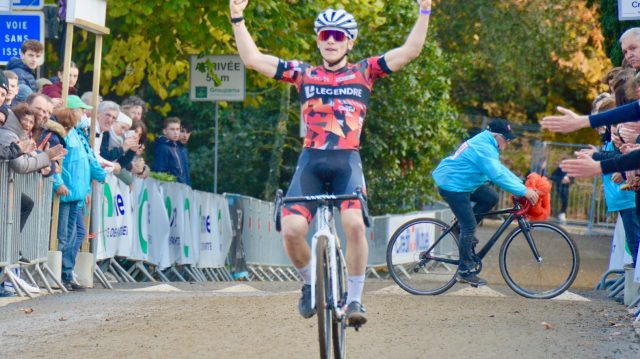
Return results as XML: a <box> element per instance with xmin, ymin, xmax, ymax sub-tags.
<box><xmin>195</xmin><ymin>191</ymin><xmax>216</xmax><ymax>268</ymax></box>
<box><xmin>147</xmin><ymin>180</ymin><xmax>171</xmax><ymax>269</ymax></box>
<box><xmin>387</xmin><ymin>212</ymin><xmax>435</xmax><ymax>264</ymax></box>
<box><xmin>214</xmin><ymin>194</ymin><xmax>233</xmax><ymax>267</ymax></box>
<box><xmin>93</xmin><ymin>174</ymin><xmax>132</xmax><ymax>261</ymax></box>
<box><xmin>129</xmin><ymin>178</ymin><xmax>149</xmax><ymax>261</ymax></box>
<box><xmin>609</xmin><ymin>216</ymin><xmax>633</xmax><ymax>271</ymax></box>
<box><xmin>162</xmin><ymin>182</ymin><xmax>195</xmax><ymax>265</ymax></box>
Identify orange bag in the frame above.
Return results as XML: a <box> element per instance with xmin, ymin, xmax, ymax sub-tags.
<box><xmin>524</xmin><ymin>173</ymin><xmax>552</xmax><ymax>221</ymax></box>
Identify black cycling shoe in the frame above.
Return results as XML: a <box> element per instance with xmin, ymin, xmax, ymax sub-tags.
<box><xmin>346</xmin><ymin>302</ymin><xmax>367</xmax><ymax>328</ymax></box>
<box><xmin>298</xmin><ymin>284</ymin><xmax>316</xmax><ymax>319</ymax></box>
<box><xmin>455</xmin><ymin>272</ymin><xmax>487</xmax><ymax>287</ymax></box>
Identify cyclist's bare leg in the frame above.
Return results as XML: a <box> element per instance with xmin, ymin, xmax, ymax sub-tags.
<box><xmin>341</xmin><ymin>208</ymin><xmax>368</xmax><ymax>326</ymax></box>
<box><xmin>282</xmin><ymin>214</ymin><xmax>311</xmax><ymax>269</ymax></box>
<box><xmin>341</xmin><ymin>209</ymin><xmax>368</xmax><ymax>276</ymax></box>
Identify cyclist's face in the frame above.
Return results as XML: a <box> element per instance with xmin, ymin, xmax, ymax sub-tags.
<box><xmin>317</xmin><ymin>30</ymin><xmax>353</xmax><ymax>64</ymax></box>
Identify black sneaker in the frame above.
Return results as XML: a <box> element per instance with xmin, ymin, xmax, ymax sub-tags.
<box><xmin>63</xmin><ymin>281</ymin><xmax>87</xmax><ymax>292</ymax></box>
<box><xmin>298</xmin><ymin>284</ymin><xmax>316</xmax><ymax>319</ymax></box>
<box><xmin>456</xmin><ymin>271</ymin><xmax>487</xmax><ymax>287</ymax></box>
<box><xmin>346</xmin><ymin>302</ymin><xmax>367</xmax><ymax>328</ymax></box>
<box><xmin>18</xmin><ymin>256</ymin><xmax>32</xmax><ymax>265</ymax></box>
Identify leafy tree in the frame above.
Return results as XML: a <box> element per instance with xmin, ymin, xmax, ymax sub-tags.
<box><xmin>432</xmin><ymin>0</ymin><xmax>610</xmax><ymax>126</ymax></box>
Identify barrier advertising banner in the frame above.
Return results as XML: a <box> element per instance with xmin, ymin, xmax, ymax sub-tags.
<box><xmin>93</xmin><ymin>174</ymin><xmax>132</xmax><ymax>261</ymax></box>
<box><xmin>162</xmin><ymin>182</ymin><xmax>195</xmax><ymax>265</ymax></box>
<box><xmin>146</xmin><ymin>180</ymin><xmax>171</xmax><ymax>269</ymax></box>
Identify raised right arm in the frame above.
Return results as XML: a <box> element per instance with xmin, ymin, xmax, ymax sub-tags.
<box><xmin>230</xmin><ymin>0</ymin><xmax>279</xmax><ymax>78</ymax></box>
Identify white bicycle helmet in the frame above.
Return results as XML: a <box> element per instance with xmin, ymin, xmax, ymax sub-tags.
<box><xmin>314</xmin><ymin>8</ymin><xmax>358</xmax><ymax>40</ymax></box>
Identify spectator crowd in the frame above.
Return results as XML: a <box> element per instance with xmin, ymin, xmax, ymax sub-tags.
<box><xmin>0</xmin><ymin>39</ymin><xmax>194</xmax><ymax>297</ymax></box>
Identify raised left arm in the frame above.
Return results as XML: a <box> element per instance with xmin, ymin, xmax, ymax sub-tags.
<box><xmin>384</xmin><ymin>0</ymin><xmax>432</xmax><ymax>72</ymax></box>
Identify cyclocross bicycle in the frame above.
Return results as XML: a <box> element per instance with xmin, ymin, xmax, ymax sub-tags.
<box><xmin>386</xmin><ymin>197</ymin><xmax>579</xmax><ymax>299</ymax></box>
<box><xmin>275</xmin><ymin>187</ymin><xmax>370</xmax><ymax>359</ymax></box>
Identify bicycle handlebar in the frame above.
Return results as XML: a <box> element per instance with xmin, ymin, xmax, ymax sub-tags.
<box><xmin>274</xmin><ymin>187</ymin><xmax>371</xmax><ymax>232</ymax></box>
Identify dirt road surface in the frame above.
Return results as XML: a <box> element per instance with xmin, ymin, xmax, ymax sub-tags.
<box><xmin>1</xmin><ymin>224</ymin><xmax>638</xmax><ymax>358</ymax></box>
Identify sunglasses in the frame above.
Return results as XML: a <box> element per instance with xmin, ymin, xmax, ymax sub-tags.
<box><xmin>318</xmin><ymin>29</ymin><xmax>348</xmax><ymax>42</ymax></box>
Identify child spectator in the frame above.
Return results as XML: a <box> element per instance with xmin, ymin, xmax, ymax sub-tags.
<box><xmin>152</xmin><ymin>117</ymin><xmax>188</xmax><ymax>184</ymax></box>
<box><xmin>178</xmin><ymin>122</ymin><xmax>192</xmax><ymax>185</ymax></box>
<box><xmin>42</xmin><ymin>62</ymin><xmax>79</xmax><ymax>99</ymax></box>
<box><xmin>50</xmin><ymin>108</ymin><xmax>106</xmax><ymax>291</ymax></box>
<box><xmin>7</xmin><ymin>40</ymin><xmax>43</xmax><ymax>102</ymax></box>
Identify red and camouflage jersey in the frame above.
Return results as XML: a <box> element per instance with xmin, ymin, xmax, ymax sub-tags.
<box><xmin>274</xmin><ymin>56</ymin><xmax>392</xmax><ymax>150</ymax></box>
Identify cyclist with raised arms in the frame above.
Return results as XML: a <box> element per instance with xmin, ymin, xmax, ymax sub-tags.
<box><xmin>230</xmin><ymin>0</ymin><xmax>433</xmax><ymax>327</ymax></box>
<box><xmin>432</xmin><ymin>119</ymin><xmax>539</xmax><ymax>286</ymax></box>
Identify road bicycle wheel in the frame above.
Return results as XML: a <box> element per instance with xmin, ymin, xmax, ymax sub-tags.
<box><xmin>386</xmin><ymin>218</ymin><xmax>459</xmax><ymax>295</ymax></box>
<box><xmin>316</xmin><ymin>237</ymin><xmax>332</xmax><ymax>358</ymax></box>
<box><xmin>331</xmin><ymin>249</ymin><xmax>347</xmax><ymax>359</ymax></box>
<box><xmin>499</xmin><ymin>221</ymin><xmax>579</xmax><ymax>299</ymax></box>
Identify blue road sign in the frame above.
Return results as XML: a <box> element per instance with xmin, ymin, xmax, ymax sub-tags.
<box><xmin>0</xmin><ymin>12</ymin><xmax>44</xmax><ymax>65</ymax></box>
<box><xmin>12</xmin><ymin>0</ymin><xmax>43</xmax><ymax>11</ymax></box>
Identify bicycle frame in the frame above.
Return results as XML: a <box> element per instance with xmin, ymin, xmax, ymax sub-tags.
<box><xmin>424</xmin><ymin>200</ymin><xmax>542</xmax><ymax>265</ymax></box>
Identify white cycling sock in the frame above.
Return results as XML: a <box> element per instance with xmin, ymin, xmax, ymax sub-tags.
<box><xmin>347</xmin><ymin>275</ymin><xmax>366</xmax><ymax>304</ymax></box>
<box><xmin>296</xmin><ymin>263</ymin><xmax>312</xmax><ymax>285</ymax></box>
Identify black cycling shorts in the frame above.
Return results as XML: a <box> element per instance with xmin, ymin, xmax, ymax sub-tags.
<box><xmin>283</xmin><ymin>148</ymin><xmax>366</xmax><ymax>222</ymax></box>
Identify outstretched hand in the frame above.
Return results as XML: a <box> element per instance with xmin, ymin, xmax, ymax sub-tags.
<box><xmin>230</xmin><ymin>0</ymin><xmax>248</xmax><ymax>17</ymax></box>
<box><xmin>540</xmin><ymin>106</ymin><xmax>590</xmax><ymax>133</ymax></box>
<box><xmin>418</xmin><ymin>0</ymin><xmax>432</xmax><ymax>9</ymax></box>
<box><xmin>559</xmin><ymin>152</ymin><xmax>602</xmax><ymax>178</ymax></box>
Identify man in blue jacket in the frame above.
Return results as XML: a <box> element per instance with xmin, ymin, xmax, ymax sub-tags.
<box><xmin>432</xmin><ymin>119</ymin><xmax>539</xmax><ymax>286</ymax></box>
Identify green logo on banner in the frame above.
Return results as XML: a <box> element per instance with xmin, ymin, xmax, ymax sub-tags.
<box><xmin>195</xmin><ymin>86</ymin><xmax>207</xmax><ymax>98</ymax></box>
<box><xmin>183</xmin><ymin>198</ymin><xmax>190</xmax><ymax>258</ymax></box>
<box><xmin>137</xmin><ymin>188</ymin><xmax>149</xmax><ymax>254</ymax></box>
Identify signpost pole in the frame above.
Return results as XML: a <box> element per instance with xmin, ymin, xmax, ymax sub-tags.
<box><xmin>214</xmin><ymin>101</ymin><xmax>219</xmax><ymax>194</ymax></box>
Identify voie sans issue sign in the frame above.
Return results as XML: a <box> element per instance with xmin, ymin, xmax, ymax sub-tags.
<box><xmin>190</xmin><ymin>55</ymin><xmax>246</xmax><ymax>102</ymax></box>
<box><xmin>0</xmin><ymin>11</ymin><xmax>43</xmax><ymax>65</ymax></box>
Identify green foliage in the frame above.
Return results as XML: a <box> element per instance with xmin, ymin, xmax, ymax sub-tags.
<box><xmin>149</xmin><ymin>171</ymin><xmax>177</xmax><ymax>182</ymax></box>
<box><xmin>432</xmin><ymin>1</ymin><xmax>610</xmax><ymax>122</ymax></box>
<box><xmin>353</xmin><ymin>2</ymin><xmax>463</xmax><ymax>214</ymax></box>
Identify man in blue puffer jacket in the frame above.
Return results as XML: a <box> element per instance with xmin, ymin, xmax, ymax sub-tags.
<box><xmin>6</xmin><ymin>40</ymin><xmax>43</xmax><ymax>103</ymax></box>
<box><xmin>432</xmin><ymin>119</ymin><xmax>539</xmax><ymax>286</ymax></box>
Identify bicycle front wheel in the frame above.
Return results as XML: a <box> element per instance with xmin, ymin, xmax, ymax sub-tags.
<box><xmin>331</xmin><ymin>248</ymin><xmax>347</xmax><ymax>359</ymax></box>
<box><xmin>386</xmin><ymin>218</ymin><xmax>460</xmax><ymax>295</ymax></box>
<box><xmin>499</xmin><ymin>221</ymin><xmax>579</xmax><ymax>299</ymax></box>
<box><xmin>316</xmin><ymin>237</ymin><xmax>332</xmax><ymax>358</ymax></box>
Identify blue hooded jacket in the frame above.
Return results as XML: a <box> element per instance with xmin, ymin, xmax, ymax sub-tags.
<box><xmin>432</xmin><ymin>130</ymin><xmax>527</xmax><ymax>196</ymax></box>
<box><xmin>601</xmin><ymin>142</ymin><xmax>636</xmax><ymax>212</ymax></box>
<box><xmin>152</xmin><ymin>136</ymin><xmax>188</xmax><ymax>184</ymax></box>
<box><xmin>7</xmin><ymin>57</ymin><xmax>37</xmax><ymax>92</ymax></box>
<box><xmin>52</xmin><ymin>128</ymin><xmax>106</xmax><ymax>203</ymax></box>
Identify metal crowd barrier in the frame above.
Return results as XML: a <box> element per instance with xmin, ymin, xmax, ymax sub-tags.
<box><xmin>229</xmin><ymin>193</ymin><xmax>454</xmax><ymax>282</ymax></box>
<box><xmin>0</xmin><ymin>161</ymin><xmax>62</xmax><ymax>297</ymax></box>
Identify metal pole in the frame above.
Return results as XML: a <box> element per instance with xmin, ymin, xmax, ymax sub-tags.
<box><xmin>214</xmin><ymin>102</ymin><xmax>219</xmax><ymax>194</ymax></box>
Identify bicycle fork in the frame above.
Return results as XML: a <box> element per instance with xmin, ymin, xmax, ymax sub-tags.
<box><xmin>518</xmin><ymin>218</ymin><xmax>542</xmax><ymax>263</ymax></box>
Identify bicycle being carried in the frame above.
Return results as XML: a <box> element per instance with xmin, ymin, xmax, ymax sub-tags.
<box><xmin>386</xmin><ymin>197</ymin><xmax>579</xmax><ymax>299</ymax></box>
<box><xmin>274</xmin><ymin>187</ymin><xmax>370</xmax><ymax>359</ymax></box>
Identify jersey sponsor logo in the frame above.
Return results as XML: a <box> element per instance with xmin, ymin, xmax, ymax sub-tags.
<box><xmin>336</xmin><ymin>74</ymin><xmax>356</xmax><ymax>82</ymax></box>
<box><xmin>301</xmin><ymin>84</ymin><xmax>370</xmax><ymax>102</ymax></box>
